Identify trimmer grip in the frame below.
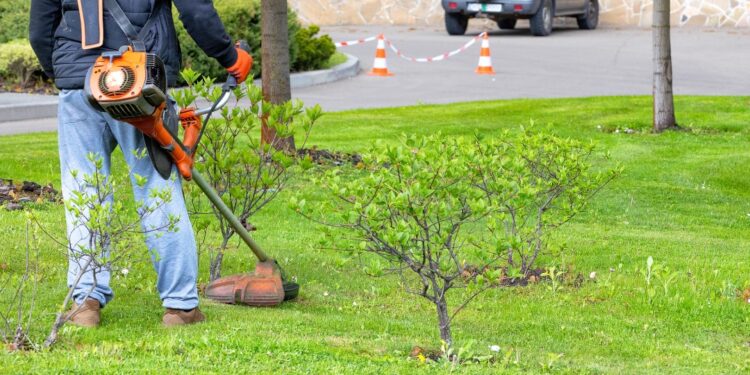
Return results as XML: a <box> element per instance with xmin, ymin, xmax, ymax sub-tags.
<box><xmin>129</xmin><ymin>104</ymin><xmax>194</xmax><ymax>180</ymax></box>
<box><xmin>179</xmin><ymin>107</ymin><xmax>202</xmax><ymax>152</ymax></box>
<box><xmin>236</xmin><ymin>40</ymin><xmax>251</xmax><ymax>53</ymax></box>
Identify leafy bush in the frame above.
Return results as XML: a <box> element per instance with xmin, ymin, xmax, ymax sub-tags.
<box><xmin>297</xmin><ymin>132</ymin><xmax>618</xmax><ymax>347</ymax></box>
<box><xmin>293</xmin><ymin>25</ymin><xmax>336</xmax><ymax>72</ymax></box>
<box><xmin>0</xmin><ymin>0</ymin><xmax>30</xmax><ymax>44</ymax></box>
<box><xmin>173</xmin><ymin>69</ymin><xmax>321</xmax><ymax>281</ymax></box>
<box><xmin>297</xmin><ymin>135</ymin><xmax>496</xmax><ymax>346</ymax></box>
<box><xmin>470</xmin><ymin>130</ymin><xmax>621</xmax><ymax>276</ymax></box>
<box><xmin>0</xmin><ymin>40</ymin><xmax>42</xmax><ymax>86</ymax></box>
<box><xmin>175</xmin><ymin>0</ymin><xmax>311</xmax><ymax>82</ymax></box>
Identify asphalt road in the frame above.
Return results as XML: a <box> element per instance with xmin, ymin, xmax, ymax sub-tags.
<box><xmin>297</xmin><ymin>24</ymin><xmax>750</xmax><ymax>111</ymax></box>
<box><xmin>2</xmin><ymin>24</ymin><xmax>748</xmax><ymax>134</ymax></box>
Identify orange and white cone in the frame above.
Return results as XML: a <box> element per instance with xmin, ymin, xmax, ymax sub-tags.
<box><xmin>475</xmin><ymin>33</ymin><xmax>495</xmax><ymax>75</ymax></box>
<box><xmin>369</xmin><ymin>34</ymin><xmax>394</xmax><ymax>77</ymax></box>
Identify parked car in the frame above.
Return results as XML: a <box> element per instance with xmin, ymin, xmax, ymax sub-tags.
<box><xmin>441</xmin><ymin>0</ymin><xmax>599</xmax><ymax>36</ymax></box>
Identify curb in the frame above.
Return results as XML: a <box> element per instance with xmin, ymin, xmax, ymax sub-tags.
<box><xmin>0</xmin><ymin>94</ymin><xmax>59</xmax><ymax>123</ymax></box>
<box><xmin>0</xmin><ymin>54</ymin><xmax>360</xmax><ymax>123</ymax></box>
<box><xmin>251</xmin><ymin>53</ymin><xmax>360</xmax><ymax>89</ymax></box>
<box><xmin>291</xmin><ymin>53</ymin><xmax>360</xmax><ymax>89</ymax></box>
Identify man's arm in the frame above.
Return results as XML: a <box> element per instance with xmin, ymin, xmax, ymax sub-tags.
<box><xmin>29</xmin><ymin>0</ymin><xmax>62</xmax><ymax>79</ymax></box>
<box><xmin>172</xmin><ymin>0</ymin><xmax>238</xmax><ymax>68</ymax></box>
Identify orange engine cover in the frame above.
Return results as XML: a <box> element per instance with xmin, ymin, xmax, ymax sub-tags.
<box><xmin>85</xmin><ymin>46</ymin><xmax>168</xmax><ymax>119</ymax></box>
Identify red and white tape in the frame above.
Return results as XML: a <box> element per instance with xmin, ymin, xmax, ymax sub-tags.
<box><xmin>384</xmin><ymin>32</ymin><xmax>486</xmax><ymax>63</ymax></box>
<box><xmin>334</xmin><ymin>32</ymin><xmax>487</xmax><ymax>63</ymax></box>
<box><xmin>334</xmin><ymin>36</ymin><xmax>378</xmax><ymax>47</ymax></box>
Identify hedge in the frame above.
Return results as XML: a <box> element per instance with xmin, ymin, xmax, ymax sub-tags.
<box><xmin>0</xmin><ymin>0</ymin><xmax>30</xmax><ymax>44</ymax></box>
<box><xmin>175</xmin><ymin>0</ymin><xmax>334</xmax><ymax>82</ymax></box>
<box><xmin>0</xmin><ymin>40</ymin><xmax>42</xmax><ymax>86</ymax></box>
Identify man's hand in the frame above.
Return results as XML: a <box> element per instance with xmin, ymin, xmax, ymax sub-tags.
<box><xmin>226</xmin><ymin>46</ymin><xmax>253</xmax><ymax>84</ymax></box>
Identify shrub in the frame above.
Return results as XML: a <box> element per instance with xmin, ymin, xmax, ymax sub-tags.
<box><xmin>0</xmin><ymin>40</ymin><xmax>42</xmax><ymax>86</ymax></box>
<box><xmin>174</xmin><ymin>0</ymin><xmax>303</xmax><ymax>82</ymax></box>
<box><xmin>470</xmin><ymin>130</ymin><xmax>621</xmax><ymax>276</ymax></box>
<box><xmin>297</xmin><ymin>132</ymin><xmax>618</xmax><ymax>347</ymax></box>
<box><xmin>0</xmin><ymin>0</ymin><xmax>30</xmax><ymax>44</ymax></box>
<box><xmin>298</xmin><ymin>135</ymin><xmax>498</xmax><ymax>347</ymax></box>
<box><xmin>293</xmin><ymin>25</ymin><xmax>336</xmax><ymax>72</ymax></box>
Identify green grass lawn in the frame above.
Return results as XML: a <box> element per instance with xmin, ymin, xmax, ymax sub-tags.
<box><xmin>1</xmin><ymin>96</ymin><xmax>749</xmax><ymax>373</ymax></box>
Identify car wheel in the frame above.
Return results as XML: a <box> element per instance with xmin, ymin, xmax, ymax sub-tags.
<box><xmin>445</xmin><ymin>12</ymin><xmax>469</xmax><ymax>35</ymax></box>
<box><xmin>577</xmin><ymin>0</ymin><xmax>599</xmax><ymax>29</ymax></box>
<box><xmin>497</xmin><ymin>18</ymin><xmax>517</xmax><ymax>30</ymax></box>
<box><xmin>530</xmin><ymin>0</ymin><xmax>553</xmax><ymax>36</ymax></box>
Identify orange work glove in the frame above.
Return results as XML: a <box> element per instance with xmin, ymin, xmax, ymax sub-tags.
<box><xmin>226</xmin><ymin>46</ymin><xmax>253</xmax><ymax>84</ymax></box>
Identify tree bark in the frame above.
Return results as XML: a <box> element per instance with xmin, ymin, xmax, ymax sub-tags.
<box><xmin>261</xmin><ymin>0</ymin><xmax>296</xmax><ymax>151</ymax></box>
<box><xmin>435</xmin><ymin>294</ymin><xmax>453</xmax><ymax>347</ymax></box>
<box><xmin>652</xmin><ymin>0</ymin><xmax>677</xmax><ymax>132</ymax></box>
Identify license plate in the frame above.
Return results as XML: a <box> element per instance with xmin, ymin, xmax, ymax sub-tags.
<box><xmin>467</xmin><ymin>3</ymin><xmax>503</xmax><ymax>12</ymax></box>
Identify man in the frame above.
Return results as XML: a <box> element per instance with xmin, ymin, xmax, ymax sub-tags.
<box><xmin>28</xmin><ymin>0</ymin><xmax>252</xmax><ymax>327</ymax></box>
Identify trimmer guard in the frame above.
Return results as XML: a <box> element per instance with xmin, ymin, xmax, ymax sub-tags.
<box><xmin>143</xmin><ymin>103</ymin><xmax>179</xmax><ymax>180</ymax></box>
<box><xmin>205</xmin><ymin>261</ymin><xmax>285</xmax><ymax>307</ymax></box>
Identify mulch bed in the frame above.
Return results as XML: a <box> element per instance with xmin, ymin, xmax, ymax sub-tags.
<box><xmin>0</xmin><ymin>179</ymin><xmax>59</xmax><ymax>210</ymax></box>
<box><xmin>0</xmin><ymin>78</ymin><xmax>57</xmax><ymax>95</ymax></box>
<box><xmin>297</xmin><ymin>147</ymin><xmax>363</xmax><ymax>167</ymax></box>
<box><xmin>462</xmin><ymin>264</ymin><xmax>586</xmax><ymax>288</ymax></box>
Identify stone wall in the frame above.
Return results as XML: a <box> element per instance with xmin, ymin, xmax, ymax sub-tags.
<box><xmin>289</xmin><ymin>0</ymin><xmax>750</xmax><ymax>27</ymax></box>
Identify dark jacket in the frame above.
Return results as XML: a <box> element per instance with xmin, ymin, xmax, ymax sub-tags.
<box><xmin>29</xmin><ymin>0</ymin><xmax>237</xmax><ymax>89</ymax></box>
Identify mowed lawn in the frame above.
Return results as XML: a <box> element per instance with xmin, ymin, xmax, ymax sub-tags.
<box><xmin>1</xmin><ymin>96</ymin><xmax>749</xmax><ymax>374</ymax></box>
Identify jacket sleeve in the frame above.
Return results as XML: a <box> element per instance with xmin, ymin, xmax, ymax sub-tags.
<box><xmin>29</xmin><ymin>0</ymin><xmax>62</xmax><ymax>78</ymax></box>
<box><xmin>172</xmin><ymin>0</ymin><xmax>238</xmax><ymax>68</ymax></box>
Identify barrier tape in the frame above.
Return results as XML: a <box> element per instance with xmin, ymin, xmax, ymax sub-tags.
<box><xmin>384</xmin><ymin>32</ymin><xmax>486</xmax><ymax>63</ymax></box>
<box><xmin>334</xmin><ymin>36</ymin><xmax>378</xmax><ymax>47</ymax></box>
<box><xmin>334</xmin><ymin>32</ymin><xmax>487</xmax><ymax>63</ymax></box>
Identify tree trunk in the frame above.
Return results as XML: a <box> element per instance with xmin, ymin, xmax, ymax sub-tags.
<box><xmin>261</xmin><ymin>0</ymin><xmax>296</xmax><ymax>151</ymax></box>
<box><xmin>652</xmin><ymin>0</ymin><xmax>677</xmax><ymax>132</ymax></box>
<box><xmin>435</xmin><ymin>295</ymin><xmax>453</xmax><ymax>347</ymax></box>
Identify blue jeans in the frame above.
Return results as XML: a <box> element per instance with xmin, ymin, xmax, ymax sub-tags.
<box><xmin>58</xmin><ymin>89</ymin><xmax>199</xmax><ymax>310</ymax></box>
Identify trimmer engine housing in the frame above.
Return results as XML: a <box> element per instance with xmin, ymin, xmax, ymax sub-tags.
<box><xmin>85</xmin><ymin>45</ymin><xmax>167</xmax><ymax>119</ymax></box>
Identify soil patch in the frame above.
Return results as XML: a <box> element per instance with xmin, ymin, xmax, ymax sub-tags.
<box><xmin>0</xmin><ymin>179</ymin><xmax>59</xmax><ymax>210</ymax></box>
<box><xmin>297</xmin><ymin>147</ymin><xmax>362</xmax><ymax>167</ymax></box>
<box><xmin>462</xmin><ymin>264</ymin><xmax>585</xmax><ymax>288</ymax></box>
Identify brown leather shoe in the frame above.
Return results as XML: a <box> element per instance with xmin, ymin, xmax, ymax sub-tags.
<box><xmin>66</xmin><ymin>299</ymin><xmax>101</xmax><ymax>328</ymax></box>
<box><xmin>163</xmin><ymin>308</ymin><xmax>205</xmax><ymax>327</ymax></box>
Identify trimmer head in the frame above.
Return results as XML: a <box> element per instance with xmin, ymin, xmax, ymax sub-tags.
<box><xmin>205</xmin><ymin>261</ymin><xmax>299</xmax><ymax>307</ymax></box>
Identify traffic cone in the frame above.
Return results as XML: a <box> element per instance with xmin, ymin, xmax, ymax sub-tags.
<box><xmin>368</xmin><ymin>34</ymin><xmax>394</xmax><ymax>77</ymax></box>
<box><xmin>475</xmin><ymin>33</ymin><xmax>495</xmax><ymax>75</ymax></box>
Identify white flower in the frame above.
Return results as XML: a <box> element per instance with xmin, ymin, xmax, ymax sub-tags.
<box><xmin>589</xmin><ymin>271</ymin><xmax>597</xmax><ymax>280</ymax></box>
<box><xmin>323</xmin><ymin>291</ymin><xmax>329</xmax><ymax>297</ymax></box>
<box><xmin>489</xmin><ymin>345</ymin><xmax>501</xmax><ymax>352</ymax></box>
<box><xmin>121</xmin><ymin>268</ymin><xmax>129</xmax><ymax>276</ymax></box>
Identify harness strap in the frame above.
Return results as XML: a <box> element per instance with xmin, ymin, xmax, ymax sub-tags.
<box><xmin>80</xmin><ymin>0</ymin><xmax>161</xmax><ymax>52</ymax></box>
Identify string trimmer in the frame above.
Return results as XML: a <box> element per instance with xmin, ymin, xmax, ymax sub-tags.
<box><xmin>83</xmin><ymin>41</ymin><xmax>298</xmax><ymax>306</ymax></box>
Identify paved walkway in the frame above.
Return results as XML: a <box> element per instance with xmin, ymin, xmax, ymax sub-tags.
<box><xmin>1</xmin><ymin>24</ymin><xmax>748</xmax><ymax>135</ymax></box>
